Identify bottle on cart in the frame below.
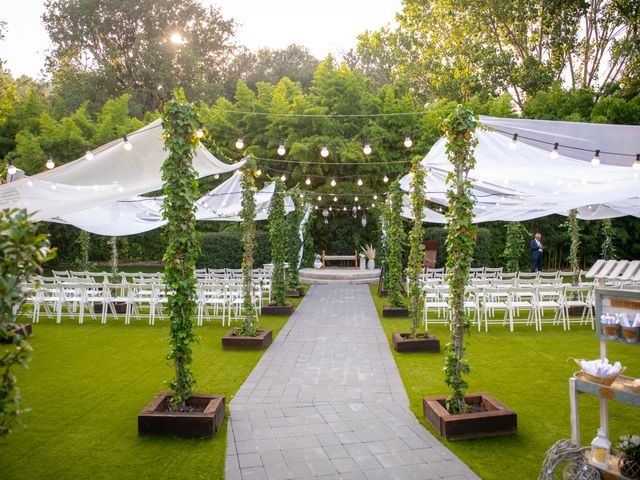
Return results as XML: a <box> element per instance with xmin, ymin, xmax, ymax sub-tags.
<box><xmin>590</xmin><ymin>427</ymin><xmax>611</xmax><ymax>468</ymax></box>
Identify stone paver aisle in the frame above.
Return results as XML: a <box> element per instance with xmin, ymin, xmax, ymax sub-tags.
<box><xmin>225</xmin><ymin>285</ymin><xmax>479</xmax><ymax>480</ymax></box>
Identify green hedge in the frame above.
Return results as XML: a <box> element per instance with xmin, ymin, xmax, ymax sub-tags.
<box><xmin>197</xmin><ymin>231</ymin><xmax>271</xmax><ymax>269</ymax></box>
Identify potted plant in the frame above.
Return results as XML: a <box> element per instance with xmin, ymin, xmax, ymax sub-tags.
<box><xmin>222</xmin><ymin>158</ymin><xmax>273</xmax><ymax>350</ymax></box>
<box><xmin>138</xmin><ymin>96</ymin><xmax>225</xmax><ymax>437</ymax></box>
<box><xmin>422</xmin><ymin>107</ymin><xmax>516</xmax><ymax>441</ymax></box>
<box><xmin>618</xmin><ymin>435</ymin><xmax>640</xmax><ymax>479</ymax></box>
<box><xmin>261</xmin><ymin>177</ymin><xmax>294</xmax><ymax>316</ymax></box>
<box><xmin>362</xmin><ymin>244</ymin><xmax>376</xmax><ymax>270</ymax></box>
<box><xmin>382</xmin><ymin>181</ymin><xmax>409</xmax><ymax>318</ymax></box>
<box><xmin>391</xmin><ymin>160</ymin><xmax>439</xmax><ymax>352</ymax></box>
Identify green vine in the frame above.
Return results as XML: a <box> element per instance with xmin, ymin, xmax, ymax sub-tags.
<box><xmin>73</xmin><ymin>230</ymin><xmax>92</xmax><ymax>271</ymax></box>
<box><xmin>502</xmin><ymin>222</ymin><xmax>530</xmax><ymax>272</ymax></box>
<box><xmin>286</xmin><ymin>190</ymin><xmax>303</xmax><ymax>291</ymax></box>
<box><xmin>161</xmin><ymin>93</ymin><xmax>201</xmax><ymax>409</ymax></box>
<box><xmin>110</xmin><ymin>236</ymin><xmax>118</xmax><ymax>281</ymax></box>
<box><xmin>600</xmin><ymin>218</ymin><xmax>617</xmax><ymax>260</ymax></box>
<box><xmin>1</xmin><ymin>209</ymin><xmax>56</xmax><ymax>436</ymax></box>
<box><xmin>383</xmin><ymin>180</ymin><xmax>406</xmax><ymax>309</ymax></box>
<box><xmin>269</xmin><ymin>178</ymin><xmax>287</xmax><ymax>305</ymax></box>
<box><xmin>567</xmin><ymin>209</ymin><xmax>580</xmax><ymax>285</ymax></box>
<box><xmin>239</xmin><ymin>158</ymin><xmax>258</xmax><ymax>336</ymax></box>
<box><xmin>441</xmin><ymin>106</ymin><xmax>478</xmax><ymax>415</ymax></box>
<box><xmin>407</xmin><ymin>158</ymin><xmax>426</xmax><ymax>337</ymax></box>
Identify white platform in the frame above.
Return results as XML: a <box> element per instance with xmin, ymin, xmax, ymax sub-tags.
<box><xmin>299</xmin><ymin>267</ymin><xmax>381</xmax><ymax>285</ymax></box>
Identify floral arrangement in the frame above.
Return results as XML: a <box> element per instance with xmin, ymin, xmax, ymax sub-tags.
<box><xmin>361</xmin><ymin>244</ymin><xmax>376</xmax><ymax>260</ymax></box>
<box><xmin>619</xmin><ymin>435</ymin><xmax>640</xmax><ymax>461</ymax></box>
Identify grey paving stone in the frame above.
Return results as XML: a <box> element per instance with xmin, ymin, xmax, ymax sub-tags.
<box><xmin>225</xmin><ymin>285</ymin><xmax>480</xmax><ymax>480</ymax></box>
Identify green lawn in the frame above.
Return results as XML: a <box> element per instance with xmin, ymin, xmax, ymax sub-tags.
<box><xmin>369</xmin><ymin>285</ymin><xmax>640</xmax><ymax>480</ymax></box>
<box><xmin>0</xmin><ymin>298</ymin><xmax>301</xmax><ymax>480</ymax></box>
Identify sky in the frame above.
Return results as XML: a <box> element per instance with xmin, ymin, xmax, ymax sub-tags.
<box><xmin>0</xmin><ymin>0</ymin><xmax>401</xmax><ymax>78</ymax></box>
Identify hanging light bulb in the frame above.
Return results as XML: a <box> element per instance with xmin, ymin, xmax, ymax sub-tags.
<box><xmin>27</xmin><ymin>179</ymin><xmax>33</xmax><ymax>187</ymax></box>
<box><xmin>354</xmin><ymin>195</ymin><xmax>359</xmax><ymax>202</ymax></box>
<box><xmin>383</xmin><ymin>174</ymin><xmax>389</xmax><ymax>183</ymax></box>
<box><xmin>315</xmin><ymin>205</ymin><xmax>319</xmax><ymax>210</ymax></box>
<box><xmin>632</xmin><ymin>154</ymin><xmax>640</xmax><ymax>169</ymax></box>
<box><xmin>196</xmin><ymin>123</ymin><xmax>204</xmax><ymax>139</ymax></box>
<box><xmin>280</xmin><ymin>173</ymin><xmax>286</xmax><ymax>182</ymax></box>
<box><xmin>507</xmin><ymin>133</ymin><xmax>518</xmax><ymax>150</ymax></box>
<box><xmin>357</xmin><ymin>178</ymin><xmax>363</xmax><ymax>186</ymax></box>
<box><xmin>299</xmin><ymin>192</ymin><xmax>304</xmax><ymax>199</ymax></box>
<box><xmin>50</xmin><ymin>183</ymin><xmax>57</xmax><ymax>190</ymax></box>
<box><xmin>371</xmin><ymin>203</ymin><xmax>376</xmax><ymax>208</ymax></box>
<box><xmin>123</xmin><ymin>135</ymin><xmax>133</xmax><ymax>151</ymax></box>
<box><xmin>343</xmin><ymin>206</ymin><xmax>347</xmax><ymax>211</ymax></box>
<box><xmin>363</xmin><ymin>137</ymin><xmax>372</xmax><ymax>155</ymax></box>
<box><xmin>46</xmin><ymin>154</ymin><xmax>55</xmax><ymax>169</ymax></box>
<box><xmin>404</xmin><ymin>134</ymin><xmax>413</xmax><ymax>148</ymax></box>
<box><xmin>320</xmin><ymin>142</ymin><xmax>329</xmax><ymax>158</ymax></box>
<box><xmin>255</xmin><ymin>168</ymin><xmax>262</xmax><ymax>177</ymax></box>
<box><xmin>550</xmin><ymin>142</ymin><xmax>559</xmax><ymax>159</ymax></box>
<box><xmin>317</xmin><ymin>195</ymin><xmax>322</xmax><ymax>201</ymax></box>
<box><xmin>361</xmin><ymin>215</ymin><xmax>367</xmax><ymax>227</ymax></box>
<box><xmin>85</xmin><ymin>149</ymin><xmax>94</xmax><ymax>161</ymax></box>
<box><xmin>305</xmin><ymin>177</ymin><xmax>312</xmax><ymax>185</ymax></box>
<box><xmin>333</xmin><ymin>196</ymin><xmax>338</xmax><ymax>202</ymax></box>
<box><xmin>7</xmin><ymin>160</ymin><xmax>17</xmax><ymax>175</ymax></box>
<box><xmin>277</xmin><ymin>138</ymin><xmax>286</xmax><ymax>156</ymax></box>
<box><xmin>373</xmin><ymin>194</ymin><xmax>378</xmax><ymax>200</ymax></box>
<box><xmin>357</xmin><ymin>205</ymin><xmax>361</xmax><ymax>210</ymax></box>
<box><xmin>591</xmin><ymin>149</ymin><xmax>601</xmax><ymax>166</ymax></box>
<box><xmin>330</xmin><ymin>178</ymin><xmax>337</xmax><ymax>187</ymax></box>
<box><xmin>214</xmin><ymin>174</ymin><xmax>220</xmax><ymax>180</ymax></box>
<box><xmin>235</xmin><ymin>135</ymin><xmax>244</xmax><ymax>150</ymax></box>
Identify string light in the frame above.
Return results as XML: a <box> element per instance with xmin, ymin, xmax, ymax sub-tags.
<box><xmin>363</xmin><ymin>137</ymin><xmax>372</xmax><ymax>155</ymax></box>
<box><xmin>357</xmin><ymin>178</ymin><xmax>363</xmax><ymax>186</ymax></box>
<box><xmin>85</xmin><ymin>149</ymin><xmax>94</xmax><ymax>161</ymax></box>
<box><xmin>315</xmin><ymin>205</ymin><xmax>318</xmax><ymax>210</ymax></box>
<box><xmin>633</xmin><ymin>154</ymin><xmax>640</xmax><ymax>169</ymax></box>
<box><xmin>320</xmin><ymin>142</ymin><xmax>329</xmax><ymax>158</ymax></box>
<box><xmin>255</xmin><ymin>168</ymin><xmax>262</xmax><ymax>177</ymax></box>
<box><xmin>591</xmin><ymin>149</ymin><xmax>600</xmax><ymax>166</ymax></box>
<box><xmin>50</xmin><ymin>183</ymin><xmax>57</xmax><ymax>190</ymax></box>
<box><xmin>235</xmin><ymin>135</ymin><xmax>244</xmax><ymax>150</ymax></box>
<box><xmin>508</xmin><ymin>133</ymin><xmax>518</xmax><ymax>150</ymax></box>
<box><xmin>373</xmin><ymin>194</ymin><xmax>378</xmax><ymax>200</ymax></box>
<box><xmin>333</xmin><ymin>196</ymin><xmax>338</xmax><ymax>202</ymax></box>
<box><xmin>330</xmin><ymin>178</ymin><xmax>337</xmax><ymax>187</ymax></box>
<box><xmin>196</xmin><ymin>124</ymin><xmax>204</xmax><ymax>139</ymax></box>
<box><xmin>280</xmin><ymin>174</ymin><xmax>286</xmax><ymax>182</ymax></box>
<box><xmin>354</xmin><ymin>195</ymin><xmax>359</xmax><ymax>202</ymax></box>
<box><xmin>305</xmin><ymin>177</ymin><xmax>311</xmax><ymax>185</ymax></box>
<box><xmin>343</xmin><ymin>206</ymin><xmax>347</xmax><ymax>211</ymax></box>
<box><xmin>27</xmin><ymin>180</ymin><xmax>33</xmax><ymax>187</ymax></box>
<box><xmin>46</xmin><ymin>154</ymin><xmax>55</xmax><ymax>169</ymax></box>
<box><xmin>371</xmin><ymin>203</ymin><xmax>376</xmax><ymax>208</ymax></box>
<box><xmin>550</xmin><ymin>143</ymin><xmax>559</xmax><ymax>159</ymax></box>
<box><xmin>404</xmin><ymin>135</ymin><xmax>413</xmax><ymax>148</ymax></box>
<box><xmin>7</xmin><ymin>160</ymin><xmax>16</xmax><ymax>175</ymax></box>
<box><xmin>299</xmin><ymin>192</ymin><xmax>304</xmax><ymax>198</ymax></box>
<box><xmin>317</xmin><ymin>195</ymin><xmax>322</xmax><ymax>201</ymax></box>
<box><xmin>122</xmin><ymin>135</ymin><xmax>133</xmax><ymax>151</ymax></box>
<box><xmin>214</xmin><ymin>174</ymin><xmax>220</xmax><ymax>179</ymax></box>
<box><xmin>277</xmin><ymin>138</ymin><xmax>286</xmax><ymax>156</ymax></box>
<box><xmin>383</xmin><ymin>174</ymin><xmax>389</xmax><ymax>183</ymax></box>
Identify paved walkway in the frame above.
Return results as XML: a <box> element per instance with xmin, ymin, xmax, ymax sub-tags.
<box><xmin>225</xmin><ymin>285</ymin><xmax>479</xmax><ymax>480</ymax></box>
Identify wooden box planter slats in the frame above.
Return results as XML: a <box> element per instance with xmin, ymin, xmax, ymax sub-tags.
<box><xmin>93</xmin><ymin>302</ymin><xmax>127</xmax><ymax>314</ymax></box>
<box><xmin>0</xmin><ymin>323</ymin><xmax>33</xmax><ymax>344</ymax></box>
<box><xmin>423</xmin><ymin>393</ymin><xmax>517</xmax><ymax>441</ymax></box>
<box><xmin>286</xmin><ymin>288</ymin><xmax>305</xmax><ymax>298</ymax></box>
<box><xmin>383</xmin><ymin>306</ymin><xmax>410</xmax><ymax>318</ymax></box>
<box><xmin>222</xmin><ymin>328</ymin><xmax>273</xmax><ymax>350</ymax></box>
<box><xmin>261</xmin><ymin>304</ymin><xmax>295</xmax><ymax>316</ymax></box>
<box><xmin>138</xmin><ymin>393</ymin><xmax>225</xmax><ymax>438</ymax></box>
<box><xmin>392</xmin><ymin>332</ymin><xmax>440</xmax><ymax>353</ymax></box>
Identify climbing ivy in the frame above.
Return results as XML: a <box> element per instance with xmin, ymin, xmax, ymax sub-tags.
<box><xmin>110</xmin><ymin>236</ymin><xmax>118</xmax><ymax>281</ymax></box>
<box><xmin>161</xmin><ymin>93</ymin><xmax>201</xmax><ymax>409</ymax></box>
<box><xmin>502</xmin><ymin>222</ymin><xmax>530</xmax><ymax>272</ymax></box>
<box><xmin>269</xmin><ymin>177</ymin><xmax>287</xmax><ymax>305</ymax></box>
<box><xmin>383</xmin><ymin>180</ymin><xmax>406</xmax><ymax>309</ymax></box>
<box><xmin>73</xmin><ymin>230</ymin><xmax>92</xmax><ymax>271</ymax></box>
<box><xmin>441</xmin><ymin>106</ymin><xmax>478</xmax><ymax>415</ymax></box>
<box><xmin>567</xmin><ymin>209</ymin><xmax>580</xmax><ymax>285</ymax></box>
<box><xmin>600</xmin><ymin>218</ymin><xmax>617</xmax><ymax>260</ymax></box>
<box><xmin>239</xmin><ymin>157</ymin><xmax>258</xmax><ymax>336</ymax></box>
<box><xmin>407</xmin><ymin>158</ymin><xmax>426</xmax><ymax>337</ymax></box>
<box><xmin>286</xmin><ymin>190</ymin><xmax>303</xmax><ymax>291</ymax></box>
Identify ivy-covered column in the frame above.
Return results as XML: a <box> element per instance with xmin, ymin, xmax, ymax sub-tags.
<box><xmin>239</xmin><ymin>158</ymin><xmax>257</xmax><ymax>335</ymax></box>
<box><xmin>269</xmin><ymin>177</ymin><xmax>287</xmax><ymax>305</ymax></box>
<box><xmin>286</xmin><ymin>191</ymin><xmax>303</xmax><ymax>292</ymax></box>
<box><xmin>161</xmin><ymin>95</ymin><xmax>201</xmax><ymax>409</ymax></box>
<box><xmin>75</xmin><ymin>230</ymin><xmax>91</xmax><ymax>271</ymax></box>
<box><xmin>384</xmin><ymin>180</ymin><xmax>406</xmax><ymax>309</ymax></box>
<box><xmin>407</xmin><ymin>158</ymin><xmax>426</xmax><ymax>337</ymax></box>
<box><xmin>442</xmin><ymin>106</ymin><xmax>478</xmax><ymax>415</ymax></box>
<box><xmin>600</xmin><ymin>218</ymin><xmax>616</xmax><ymax>260</ymax></box>
<box><xmin>502</xmin><ymin>222</ymin><xmax>529</xmax><ymax>272</ymax></box>
<box><xmin>567</xmin><ymin>209</ymin><xmax>580</xmax><ymax>285</ymax></box>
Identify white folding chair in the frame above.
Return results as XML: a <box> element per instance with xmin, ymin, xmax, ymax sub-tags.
<box><xmin>561</xmin><ymin>285</ymin><xmax>594</xmax><ymax>330</ymax></box>
<box><xmin>481</xmin><ymin>287</ymin><xmax>512</xmax><ymax>332</ymax></box>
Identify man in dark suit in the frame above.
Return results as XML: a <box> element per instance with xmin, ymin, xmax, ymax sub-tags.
<box><xmin>530</xmin><ymin>232</ymin><xmax>544</xmax><ymax>272</ymax></box>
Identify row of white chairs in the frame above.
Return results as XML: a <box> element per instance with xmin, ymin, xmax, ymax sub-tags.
<box><xmin>422</xmin><ymin>283</ymin><xmax>595</xmax><ymax>332</ymax></box>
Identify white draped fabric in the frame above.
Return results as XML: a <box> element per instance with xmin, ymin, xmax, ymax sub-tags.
<box><xmin>400</xmin><ymin>115</ymin><xmax>640</xmax><ymax>223</ymax></box>
<box><xmin>0</xmin><ymin>119</ymin><xmax>243</xmax><ymax>222</ymax></box>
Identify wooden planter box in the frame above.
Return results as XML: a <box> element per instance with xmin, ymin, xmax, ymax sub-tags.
<box><xmin>383</xmin><ymin>306</ymin><xmax>409</xmax><ymax>317</ymax></box>
<box><xmin>261</xmin><ymin>304</ymin><xmax>294</xmax><ymax>316</ymax></box>
<box><xmin>138</xmin><ymin>392</ymin><xmax>225</xmax><ymax>438</ymax></box>
<box><xmin>286</xmin><ymin>288</ymin><xmax>305</xmax><ymax>298</ymax></box>
<box><xmin>423</xmin><ymin>392</ymin><xmax>517</xmax><ymax>441</ymax></box>
<box><xmin>0</xmin><ymin>323</ymin><xmax>33</xmax><ymax>344</ymax></box>
<box><xmin>94</xmin><ymin>302</ymin><xmax>127</xmax><ymax>314</ymax></box>
<box><xmin>222</xmin><ymin>329</ymin><xmax>273</xmax><ymax>350</ymax></box>
<box><xmin>392</xmin><ymin>332</ymin><xmax>440</xmax><ymax>353</ymax></box>
<box><xmin>567</xmin><ymin>305</ymin><xmax>595</xmax><ymax>317</ymax></box>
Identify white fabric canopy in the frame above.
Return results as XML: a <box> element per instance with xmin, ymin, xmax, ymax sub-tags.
<box><xmin>400</xmin><ymin>115</ymin><xmax>640</xmax><ymax>223</ymax></box>
<box><xmin>51</xmin><ymin>172</ymin><xmax>295</xmax><ymax>236</ymax></box>
<box><xmin>0</xmin><ymin>119</ymin><xmax>243</xmax><ymax>222</ymax></box>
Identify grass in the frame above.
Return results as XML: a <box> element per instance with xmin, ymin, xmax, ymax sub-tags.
<box><xmin>0</xmin><ymin>294</ymin><xmax>304</xmax><ymax>480</ymax></box>
<box><xmin>369</xmin><ymin>284</ymin><xmax>640</xmax><ymax>480</ymax></box>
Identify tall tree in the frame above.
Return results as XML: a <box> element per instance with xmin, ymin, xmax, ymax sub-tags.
<box><xmin>43</xmin><ymin>0</ymin><xmax>237</xmax><ymax>113</ymax></box>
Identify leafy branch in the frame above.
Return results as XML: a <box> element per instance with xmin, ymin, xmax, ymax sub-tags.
<box><xmin>407</xmin><ymin>158</ymin><xmax>426</xmax><ymax>337</ymax></box>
